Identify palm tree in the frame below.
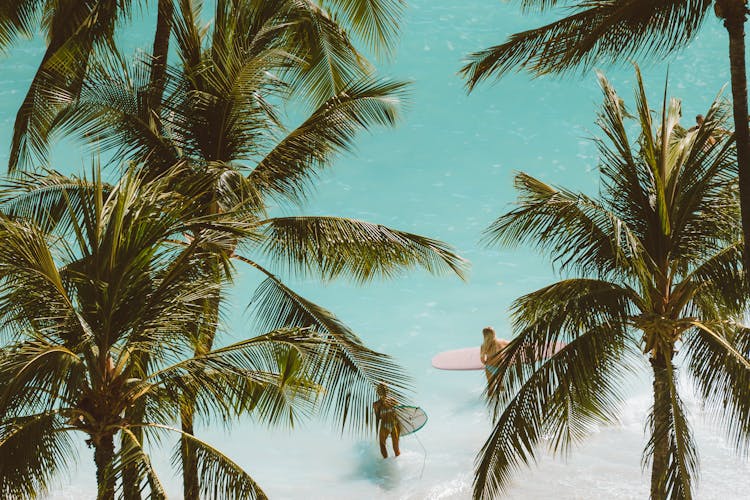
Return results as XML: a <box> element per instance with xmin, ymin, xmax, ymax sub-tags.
<box><xmin>0</xmin><ymin>0</ymin><xmax>172</xmax><ymax>172</ymax></box>
<box><xmin>0</xmin><ymin>165</ymin><xmax>344</xmax><ymax>499</ymax></box>
<box><xmin>474</xmin><ymin>70</ymin><xmax>750</xmax><ymax>500</ymax></box>
<box><xmin>461</xmin><ymin>0</ymin><xmax>750</xmax><ymax>271</ymax></box>
<box><xmin>40</xmin><ymin>2</ymin><xmax>468</xmax><ymax>497</ymax></box>
<box><xmin>0</xmin><ymin>0</ymin><xmax>406</xmax><ymax>172</ymax></box>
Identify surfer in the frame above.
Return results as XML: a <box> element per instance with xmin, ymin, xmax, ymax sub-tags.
<box><xmin>480</xmin><ymin>326</ymin><xmax>509</xmax><ymax>395</ymax></box>
<box><xmin>373</xmin><ymin>383</ymin><xmax>400</xmax><ymax>458</ymax></box>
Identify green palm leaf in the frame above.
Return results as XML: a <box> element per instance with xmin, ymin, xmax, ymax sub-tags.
<box><xmin>248</xmin><ymin>272</ymin><xmax>410</xmax><ymax>433</ymax></box>
<box><xmin>116</xmin><ymin>428</ymin><xmax>167</xmax><ymax>500</ymax></box>
<box><xmin>461</xmin><ymin>0</ymin><xmax>712</xmax><ymax>89</ymax></box>
<box><xmin>684</xmin><ymin>323</ymin><xmax>750</xmax><ymax>451</ymax></box>
<box><xmin>0</xmin><ymin>0</ymin><xmax>38</xmax><ymax>52</ymax></box>
<box><xmin>257</xmin><ymin>216</ymin><xmax>467</xmax><ymax>282</ymax></box>
<box><xmin>477</xmin><ymin>70</ymin><xmax>745</xmax><ymax>498</ymax></box>
<box><xmin>7</xmin><ymin>0</ymin><xmax>131</xmax><ymax>171</ymax></box>
<box><xmin>50</xmin><ymin>54</ymin><xmax>180</xmax><ymax>173</ymax></box>
<box><xmin>474</xmin><ymin>326</ymin><xmax>636</xmax><ymax>499</ymax></box>
<box><xmin>136</xmin><ymin>424</ymin><xmax>269</xmax><ymax>500</ymax></box>
<box><xmin>280</xmin><ymin>0</ymin><xmax>371</xmax><ymax>105</ymax></box>
<box><xmin>0</xmin><ymin>410</ymin><xmax>75</xmax><ymax>500</ymax></box>
<box><xmin>322</xmin><ymin>0</ymin><xmax>405</xmax><ymax>57</ymax></box>
<box><xmin>250</xmin><ymin>78</ymin><xmax>408</xmax><ymax>202</ymax></box>
<box><xmin>139</xmin><ymin>328</ymin><xmax>324</xmax><ymax>426</ymax></box>
<box><xmin>0</xmin><ymin>341</ymin><xmax>84</xmax><ymax>419</ymax></box>
<box><xmin>0</xmin><ymin>169</ymin><xmax>105</xmax><ymax>235</ymax></box>
<box><xmin>484</xmin><ymin>172</ymin><xmax>644</xmax><ymax>278</ymax></box>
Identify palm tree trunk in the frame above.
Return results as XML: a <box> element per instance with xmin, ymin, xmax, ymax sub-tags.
<box><xmin>148</xmin><ymin>0</ymin><xmax>174</xmax><ymax>109</ymax></box>
<box><xmin>721</xmin><ymin>1</ymin><xmax>750</xmax><ymax>268</ymax></box>
<box><xmin>180</xmin><ymin>312</ymin><xmax>219</xmax><ymax>500</ymax></box>
<box><xmin>122</xmin><ymin>405</ymin><xmax>145</xmax><ymax>500</ymax></box>
<box><xmin>94</xmin><ymin>434</ymin><xmax>116</xmax><ymax>500</ymax></box>
<box><xmin>180</xmin><ymin>254</ymin><xmax>223</xmax><ymax>499</ymax></box>
<box><xmin>650</xmin><ymin>356</ymin><xmax>670</xmax><ymax>499</ymax></box>
<box><xmin>180</xmin><ymin>405</ymin><xmax>200</xmax><ymax>500</ymax></box>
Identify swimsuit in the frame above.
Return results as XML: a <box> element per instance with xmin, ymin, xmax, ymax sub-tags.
<box><xmin>377</xmin><ymin>402</ymin><xmax>400</xmax><ymax>434</ymax></box>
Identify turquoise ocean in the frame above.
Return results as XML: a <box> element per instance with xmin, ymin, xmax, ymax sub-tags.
<box><xmin>2</xmin><ymin>1</ymin><xmax>750</xmax><ymax>498</ymax></box>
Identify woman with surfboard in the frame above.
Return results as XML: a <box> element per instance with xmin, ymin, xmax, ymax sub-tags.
<box><xmin>373</xmin><ymin>383</ymin><xmax>401</xmax><ymax>458</ymax></box>
<box><xmin>373</xmin><ymin>383</ymin><xmax>429</xmax><ymax>458</ymax></box>
<box><xmin>431</xmin><ymin>328</ymin><xmax>565</xmax><ymax>393</ymax></box>
<box><xmin>480</xmin><ymin>326</ymin><xmax>509</xmax><ymax>395</ymax></box>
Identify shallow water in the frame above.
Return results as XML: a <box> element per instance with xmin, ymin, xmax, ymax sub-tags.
<box><xmin>2</xmin><ymin>1</ymin><xmax>750</xmax><ymax>498</ymax></box>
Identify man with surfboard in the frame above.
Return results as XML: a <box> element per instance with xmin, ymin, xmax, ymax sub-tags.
<box><xmin>480</xmin><ymin>326</ymin><xmax>509</xmax><ymax>395</ymax></box>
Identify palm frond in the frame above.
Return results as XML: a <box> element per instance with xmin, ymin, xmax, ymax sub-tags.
<box><xmin>235</xmin><ymin>342</ymin><xmax>323</xmax><ymax>427</ymax></box>
<box><xmin>684</xmin><ymin>324</ymin><xmax>750</xmax><ymax>454</ymax></box>
<box><xmin>173</xmin><ymin>0</ymin><xmax>206</xmax><ymax>71</ymax></box>
<box><xmin>9</xmin><ymin>0</ymin><xmax>125</xmax><ymax>171</ymax></box>
<box><xmin>138</xmin><ymin>328</ymin><xmax>323</xmax><ymax>426</ymax></box>
<box><xmin>461</xmin><ymin>0</ymin><xmax>713</xmax><ymax>89</ymax></box>
<box><xmin>0</xmin><ymin>170</ymin><xmax>104</xmax><ymax>235</ymax></box>
<box><xmin>182</xmin><ymin>434</ymin><xmax>268</xmax><ymax>500</ymax></box>
<box><xmin>10</xmin><ymin>65</ymin><xmax>61</xmax><ymax>171</ymax></box>
<box><xmin>214</xmin><ymin>167</ymin><xmax>266</xmax><ymax>216</ymax></box>
<box><xmin>115</xmin><ymin>428</ymin><xmax>167</xmax><ymax>500</ymax></box>
<box><xmin>474</xmin><ymin>325</ymin><xmax>636</xmax><ymax>499</ymax></box>
<box><xmin>484</xmin><ymin>172</ymin><xmax>644</xmax><ymax>278</ymax></box>
<box><xmin>165</xmin><ymin>54</ymin><xmax>287</xmax><ymax>165</ymax></box>
<box><xmin>506</xmin><ymin>279</ymin><xmax>637</xmax><ymax>359</ymax></box>
<box><xmin>517</xmin><ymin>0</ymin><xmax>568</xmax><ymax>12</ymax></box>
<box><xmin>0</xmin><ymin>341</ymin><xmax>84</xmax><ymax>418</ymax></box>
<box><xmin>322</xmin><ymin>0</ymin><xmax>405</xmax><ymax>57</ymax></box>
<box><xmin>0</xmin><ymin>0</ymin><xmax>39</xmax><ymax>53</ymax></box>
<box><xmin>250</xmin><ymin>78</ymin><xmax>407</xmax><ymax>203</ymax></box>
<box><xmin>257</xmin><ymin>216</ymin><xmax>467</xmax><ymax>282</ymax></box>
<box><xmin>668</xmin><ymin>122</ymin><xmax>739</xmax><ymax>265</ymax></box>
<box><xmin>680</xmin><ymin>242</ymin><xmax>745</xmax><ymax>318</ymax></box>
<box><xmin>168</xmin><ymin>0</ymin><xmax>291</xmax><ymax>165</ymax></box>
<box><xmin>51</xmin><ymin>53</ymin><xmax>180</xmax><ymax>172</ymax></box>
<box><xmin>593</xmin><ymin>71</ymin><xmax>656</xmax><ymax>240</ymax></box>
<box><xmin>0</xmin><ymin>218</ymin><xmax>82</xmax><ymax>342</ymax></box>
<box><xmin>131</xmin><ymin>424</ymin><xmax>269</xmax><ymax>500</ymax></box>
<box><xmin>0</xmin><ymin>410</ymin><xmax>75</xmax><ymax>500</ymax></box>
<box><xmin>281</xmin><ymin>0</ymin><xmax>372</xmax><ymax>106</ymax></box>
<box><xmin>248</xmin><ymin>271</ymin><xmax>410</xmax><ymax>433</ymax></box>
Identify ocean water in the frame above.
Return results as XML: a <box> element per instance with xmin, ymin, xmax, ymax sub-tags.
<box><xmin>2</xmin><ymin>2</ymin><xmax>750</xmax><ymax>499</ymax></box>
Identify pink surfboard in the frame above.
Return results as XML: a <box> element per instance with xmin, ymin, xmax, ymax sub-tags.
<box><xmin>431</xmin><ymin>347</ymin><xmax>484</xmax><ymax>370</ymax></box>
<box><xmin>431</xmin><ymin>342</ymin><xmax>567</xmax><ymax>371</ymax></box>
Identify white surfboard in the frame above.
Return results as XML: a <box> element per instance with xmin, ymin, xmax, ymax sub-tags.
<box><xmin>394</xmin><ymin>405</ymin><xmax>427</xmax><ymax>436</ymax></box>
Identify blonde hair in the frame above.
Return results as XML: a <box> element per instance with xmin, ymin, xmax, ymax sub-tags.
<box><xmin>376</xmin><ymin>383</ymin><xmax>388</xmax><ymax>397</ymax></box>
<box><xmin>482</xmin><ymin>326</ymin><xmax>496</xmax><ymax>349</ymax></box>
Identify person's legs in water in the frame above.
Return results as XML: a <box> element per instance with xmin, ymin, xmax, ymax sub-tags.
<box><xmin>379</xmin><ymin>427</ymin><xmax>389</xmax><ymax>458</ymax></box>
<box><xmin>391</xmin><ymin>428</ymin><xmax>401</xmax><ymax>457</ymax></box>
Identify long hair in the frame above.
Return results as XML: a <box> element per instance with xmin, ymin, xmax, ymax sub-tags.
<box><xmin>481</xmin><ymin>326</ymin><xmax>496</xmax><ymax>351</ymax></box>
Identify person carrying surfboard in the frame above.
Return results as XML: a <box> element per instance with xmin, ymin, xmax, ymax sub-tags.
<box><xmin>480</xmin><ymin>326</ymin><xmax>509</xmax><ymax>395</ymax></box>
<box><xmin>373</xmin><ymin>383</ymin><xmax>400</xmax><ymax>458</ymax></box>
